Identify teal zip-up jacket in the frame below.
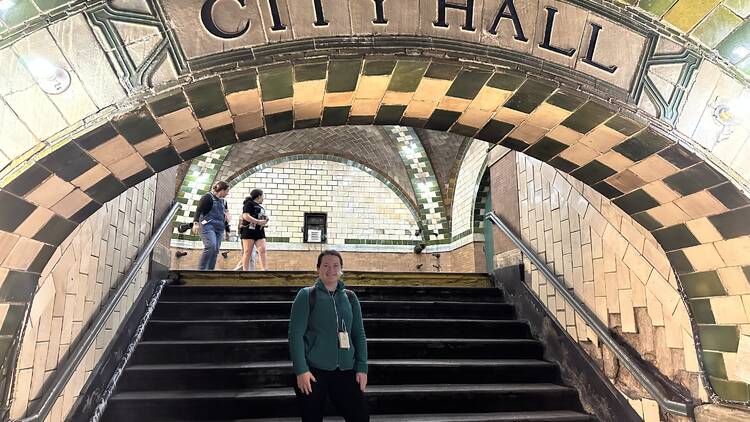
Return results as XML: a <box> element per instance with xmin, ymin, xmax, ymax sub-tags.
<box><xmin>288</xmin><ymin>279</ymin><xmax>368</xmax><ymax>375</ymax></box>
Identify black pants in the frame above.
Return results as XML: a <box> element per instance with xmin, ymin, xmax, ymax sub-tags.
<box><xmin>293</xmin><ymin>367</ymin><xmax>369</xmax><ymax>422</ymax></box>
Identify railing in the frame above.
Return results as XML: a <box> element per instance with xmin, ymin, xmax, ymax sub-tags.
<box><xmin>15</xmin><ymin>202</ymin><xmax>182</xmax><ymax>422</ymax></box>
<box><xmin>485</xmin><ymin>211</ymin><xmax>692</xmax><ymax>417</ymax></box>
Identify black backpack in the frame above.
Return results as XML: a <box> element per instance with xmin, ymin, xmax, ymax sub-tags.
<box><xmin>306</xmin><ymin>286</ymin><xmax>355</xmax><ymax>316</ymax></box>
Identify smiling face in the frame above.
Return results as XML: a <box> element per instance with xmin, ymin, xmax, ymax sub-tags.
<box><xmin>318</xmin><ymin>254</ymin><xmax>342</xmax><ymax>286</ymax></box>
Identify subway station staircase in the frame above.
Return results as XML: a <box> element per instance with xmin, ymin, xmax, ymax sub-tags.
<box><xmin>100</xmin><ymin>272</ymin><xmax>595</xmax><ymax>421</ymax></box>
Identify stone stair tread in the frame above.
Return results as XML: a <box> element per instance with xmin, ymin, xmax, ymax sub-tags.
<box><xmin>158</xmin><ymin>300</ymin><xmax>507</xmax><ymax>305</ymax></box>
<box><xmin>148</xmin><ymin>318</ymin><xmax>522</xmax><ymax>323</ymax></box>
<box><xmin>112</xmin><ymin>383</ymin><xmax>577</xmax><ymax>401</ymax></box>
<box><xmin>226</xmin><ymin>410</ymin><xmax>592</xmax><ymax>421</ymax></box>
<box><xmin>125</xmin><ymin>359</ymin><xmax>556</xmax><ymax>371</ymax></box>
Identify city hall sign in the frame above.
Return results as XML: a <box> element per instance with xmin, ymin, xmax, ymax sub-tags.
<box><xmin>161</xmin><ymin>0</ymin><xmax>649</xmax><ymax>92</ymax></box>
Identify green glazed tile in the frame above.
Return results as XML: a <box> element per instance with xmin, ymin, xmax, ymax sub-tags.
<box><xmin>33</xmin><ymin>0</ymin><xmax>67</xmax><ymax>12</ymax></box>
<box><xmin>0</xmin><ymin>0</ymin><xmax>38</xmax><ymax>28</ymax></box>
<box><xmin>665</xmin><ymin>0</ymin><xmax>723</xmax><ymax>33</ymax></box>
<box><xmin>321</xmin><ymin>106</ymin><xmax>351</xmax><ymax>126</ymax></box>
<box><xmin>709</xmin><ymin>376</ymin><xmax>750</xmax><ymax>401</ymax></box>
<box><xmin>504</xmin><ymin>79</ymin><xmax>556</xmax><ymax>114</ymax></box>
<box><xmin>424</xmin><ymin>62</ymin><xmax>462</xmax><ymax>80</ymax></box>
<box><xmin>638</xmin><ymin>0</ymin><xmax>678</xmax><ymax>16</ymax></box>
<box><xmin>222</xmin><ymin>70</ymin><xmax>257</xmax><ymax>93</ymax></box>
<box><xmin>605</xmin><ymin>115</ymin><xmax>645</xmax><ymax>136</ymax></box>
<box><xmin>612</xmin><ymin>189</ymin><xmax>660</xmax><ymax>214</ymax></box>
<box><xmin>724</xmin><ymin>0</ymin><xmax>750</xmax><ymax>17</ymax></box>
<box><xmin>561</xmin><ymin>101</ymin><xmax>614</xmax><ymax>134</ymax></box>
<box><xmin>681</xmin><ymin>271</ymin><xmax>727</xmax><ymax>298</ymax></box>
<box><xmin>294</xmin><ymin>63</ymin><xmax>327</xmax><ymax>82</ymax></box>
<box><xmin>698</xmin><ymin>325</ymin><xmax>740</xmax><ymax>352</ymax></box>
<box><xmin>387</xmin><ymin>61</ymin><xmax>428</xmax><ymax>92</ymax></box>
<box><xmin>525</xmin><ymin>137</ymin><xmax>568</xmax><ymax>162</ymax></box>
<box><xmin>363</xmin><ymin>60</ymin><xmax>396</xmax><ymax>76</ymax></box>
<box><xmin>486</xmin><ymin>72</ymin><xmax>525</xmax><ymax>91</ymax></box>
<box><xmin>631</xmin><ymin>210</ymin><xmax>663</xmax><ymax>230</ymax></box>
<box><xmin>265</xmin><ymin>111</ymin><xmax>293</xmax><ymax>134</ymax></box>
<box><xmin>689</xmin><ymin>298</ymin><xmax>716</xmax><ymax>324</ymax></box>
<box><xmin>445</xmin><ymin>70</ymin><xmax>492</xmax><ymax>99</ymax></box>
<box><xmin>112</xmin><ymin>106</ymin><xmax>162</xmax><ymax>144</ymax></box>
<box><xmin>570</xmin><ymin>160</ymin><xmax>617</xmax><ymax>185</ymax></box>
<box><xmin>701</xmin><ymin>351</ymin><xmax>727</xmax><ymax>378</ymax></box>
<box><xmin>259</xmin><ymin>65</ymin><xmax>293</xmax><ymax>101</ymax></box>
<box><xmin>148</xmin><ymin>90</ymin><xmax>188</xmax><ymax>116</ymax></box>
<box><xmin>652</xmin><ymin>224</ymin><xmax>701</xmax><ymax>252</ymax></box>
<box><xmin>545</xmin><ymin>91</ymin><xmax>586</xmax><ymax>112</ymax></box>
<box><xmin>692</xmin><ymin>6</ymin><xmax>743</xmax><ymax>48</ymax></box>
<box><xmin>374</xmin><ymin>105</ymin><xmax>406</xmax><ymax>125</ymax></box>
<box><xmin>717</xmin><ymin>20</ymin><xmax>750</xmax><ymax>64</ymax></box>
<box><xmin>185</xmin><ymin>78</ymin><xmax>228</xmax><ymax>117</ymax></box>
<box><xmin>613</xmin><ymin>128</ymin><xmax>674</xmax><ymax>162</ymax></box>
<box><xmin>326</xmin><ymin>60</ymin><xmax>361</xmax><ymax>92</ymax></box>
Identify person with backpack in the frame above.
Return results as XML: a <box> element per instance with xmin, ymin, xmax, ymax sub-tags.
<box><xmin>288</xmin><ymin>250</ymin><xmax>369</xmax><ymax>422</ymax></box>
<box><xmin>239</xmin><ymin>189</ymin><xmax>268</xmax><ymax>270</ymax></box>
<box><xmin>192</xmin><ymin>181</ymin><xmax>231</xmax><ymax>270</ymax></box>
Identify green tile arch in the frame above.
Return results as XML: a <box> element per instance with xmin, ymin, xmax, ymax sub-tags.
<box><xmin>225</xmin><ymin>153</ymin><xmax>425</xmax><ymax>240</ymax></box>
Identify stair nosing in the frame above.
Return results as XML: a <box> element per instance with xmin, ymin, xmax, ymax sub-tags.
<box><xmin>138</xmin><ymin>338</ymin><xmax>542</xmax><ymax>345</ymax></box>
<box><xmin>146</xmin><ymin>318</ymin><xmax>527</xmax><ymax>324</ymax></box>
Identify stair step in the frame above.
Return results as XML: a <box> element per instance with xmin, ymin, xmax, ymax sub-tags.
<box><xmin>152</xmin><ymin>301</ymin><xmax>516</xmax><ymax>320</ymax></box>
<box><xmin>130</xmin><ymin>338</ymin><xmax>545</xmax><ymax>365</ymax></box>
<box><xmin>142</xmin><ymin>318</ymin><xmax>531</xmax><ymax>341</ymax></box>
<box><xmin>104</xmin><ymin>384</ymin><xmax>583</xmax><ymax>421</ymax></box>
<box><xmin>236</xmin><ymin>410</ymin><xmax>593</xmax><ymax>421</ymax></box>
<box><xmin>161</xmin><ymin>285</ymin><xmax>504</xmax><ymax>302</ymax></box>
<box><xmin>117</xmin><ymin>359</ymin><xmax>560</xmax><ymax>391</ymax></box>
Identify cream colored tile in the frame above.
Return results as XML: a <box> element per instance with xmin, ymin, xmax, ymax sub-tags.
<box><xmin>686</xmin><ymin>217</ymin><xmax>724</xmax><ymax>243</ymax></box>
<box><xmin>324</xmin><ymin>92</ymin><xmax>354</xmax><ymax>107</ymax></box>
<box><xmin>547</xmin><ymin>126</ymin><xmax>583</xmax><ymax>145</ymax></box>
<box><xmin>294</xmin><ymin>101</ymin><xmax>323</xmax><ymax>120</ymax></box>
<box><xmin>718</xmin><ymin>267</ymin><xmax>750</xmax><ymax>295</ymax></box>
<box><xmin>509</xmin><ymin>123</ymin><xmax>546</xmax><ymax>144</ymax></box>
<box><xmin>51</xmin><ymin>189</ymin><xmax>93</xmax><ymax>219</ymax></box>
<box><xmin>647</xmin><ymin>269</ymin><xmax>680</xmax><ymax>314</ymax></box>
<box><xmin>646</xmin><ymin>289</ymin><xmax>665</xmax><ymax>326</ymax></box>
<box><xmin>580</xmin><ymin>126</ymin><xmax>628</xmax><ymax>153</ymax></box>
<box><xmin>597</xmin><ymin>151</ymin><xmax>634</xmax><ymax>172</ymax></box>
<box><xmin>350</xmin><ymin>99</ymin><xmax>381</xmax><ymax>116</ymax></box>
<box><xmin>156</xmin><ymin>108</ymin><xmax>198</xmax><ymax>136</ymax></box>
<box><xmin>355</xmin><ymin>75</ymin><xmax>390</xmax><ymax>99</ymax></box>
<box><xmin>674</xmin><ymin>191</ymin><xmax>729</xmax><ymax>219</ymax></box>
<box><xmin>682</xmin><ymin>328</ymin><xmax>700</xmax><ymax>372</ymax></box>
<box><xmin>526</xmin><ymin>103</ymin><xmax>570</xmax><ymax>129</ymax></box>
<box><xmin>559</xmin><ymin>143</ymin><xmax>599</xmax><ymax>166</ymax></box>
<box><xmin>641</xmin><ymin>181</ymin><xmax>680</xmax><ymax>204</ymax></box>
<box><xmin>649</xmin><ymin>202</ymin><xmax>692</xmax><ymax>227</ymax></box>
<box><xmin>171</xmin><ymin>129</ymin><xmax>206</xmax><ymax>154</ymax></box>
<box><xmin>683</xmin><ymin>243</ymin><xmax>727</xmax><ymax>271</ymax></box>
<box><xmin>233</xmin><ymin>113</ymin><xmax>264</xmax><ymax>134</ymax></box>
<box><xmin>403</xmin><ymin>100</ymin><xmax>436</xmax><ymax>119</ymax></box>
<box><xmin>437</xmin><ymin>96</ymin><xmax>472</xmax><ymax>112</ymax></box>
<box><xmin>642</xmin><ymin>238</ymin><xmax>671</xmax><ymax>279</ymax></box>
<box><xmin>624</xmin><ymin>245</ymin><xmax>653</xmax><ymax>284</ymax></box>
<box><xmin>456</xmin><ymin>109</ymin><xmax>493</xmax><ymax>128</ymax></box>
<box><xmin>711</xmin><ymin>296</ymin><xmax>749</xmax><ymax>324</ymax></box>
<box><xmin>494</xmin><ymin>107</ymin><xmax>528</xmax><ymax>125</ymax></box>
<box><xmin>413</xmin><ymin>78</ymin><xmax>453</xmax><ymax>102</ymax></box>
<box><xmin>382</xmin><ymin>91</ymin><xmax>414</xmax><ymax>105</ymax></box>
<box><xmin>227</xmin><ymin>89</ymin><xmax>262</xmax><ymax>116</ymax></box>
<box><xmin>25</xmin><ymin>175</ymin><xmax>75</xmax><ymax>209</ymax></box>
<box><xmin>4</xmin><ymin>237</ymin><xmax>44</xmax><ymax>271</ymax></box>
<box><xmin>619</xmin><ymin>290</ymin><xmax>637</xmax><ymax>333</ymax></box>
<box><xmin>71</xmin><ymin>165</ymin><xmax>110</xmax><ymax>191</ymax></box>
<box><xmin>89</xmin><ymin>135</ymin><xmax>135</xmax><ymax>166</ymax></box>
<box><xmin>14</xmin><ymin>208</ymin><xmax>55</xmax><ymax>238</ymax></box>
<box><xmin>470</xmin><ymin>87</ymin><xmax>512</xmax><ymax>111</ymax></box>
<box><xmin>715</xmin><ymin>236</ymin><xmax>750</xmax><ymax>266</ymax></box>
<box><xmin>620</xmin><ymin>218</ymin><xmax>645</xmax><ymax>252</ymax></box>
<box><xmin>628</xmin><ymin>154</ymin><xmax>678</xmax><ymax>183</ymax></box>
<box><xmin>133</xmin><ymin>134</ymin><xmax>170</xmax><ymax>156</ymax></box>
<box><xmin>108</xmin><ymin>153</ymin><xmax>149</xmax><ymax>180</ymax></box>
<box><xmin>262</xmin><ymin>98</ymin><xmax>293</xmax><ymax>116</ymax></box>
<box><xmin>606</xmin><ymin>170</ymin><xmax>646</xmax><ymax>193</ymax></box>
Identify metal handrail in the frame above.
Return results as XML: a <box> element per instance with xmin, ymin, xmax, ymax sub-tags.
<box><xmin>485</xmin><ymin>211</ymin><xmax>692</xmax><ymax>417</ymax></box>
<box><xmin>15</xmin><ymin>202</ymin><xmax>182</xmax><ymax>422</ymax></box>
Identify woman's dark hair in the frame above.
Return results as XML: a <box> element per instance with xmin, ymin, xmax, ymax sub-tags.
<box><xmin>250</xmin><ymin>189</ymin><xmax>264</xmax><ymax>200</ymax></box>
<box><xmin>316</xmin><ymin>250</ymin><xmax>343</xmax><ymax>268</ymax></box>
<box><xmin>213</xmin><ymin>181</ymin><xmax>230</xmax><ymax>192</ymax></box>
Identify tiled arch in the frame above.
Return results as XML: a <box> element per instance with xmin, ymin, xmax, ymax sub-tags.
<box><xmin>1</xmin><ymin>54</ymin><xmax>749</xmax><ymax>403</ymax></box>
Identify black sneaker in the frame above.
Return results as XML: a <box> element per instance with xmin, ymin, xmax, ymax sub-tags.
<box><xmin>177</xmin><ymin>222</ymin><xmax>193</xmax><ymax>233</ymax></box>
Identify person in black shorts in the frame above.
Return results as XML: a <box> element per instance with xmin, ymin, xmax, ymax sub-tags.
<box><xmin>240</xmin><ymin>189</ymin><xmax>268</xmax><ymax>270</ymax></box>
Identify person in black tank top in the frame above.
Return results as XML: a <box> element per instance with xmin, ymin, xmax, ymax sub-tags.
<box><xmin>239</xmin><ymin>189</ymin><xmax>268</xmax><ymax>270</ymax></box>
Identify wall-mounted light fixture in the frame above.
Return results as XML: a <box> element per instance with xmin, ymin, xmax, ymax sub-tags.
<box><xmin>25</xmin><ymin>58</ymin><xmax>71</xmax><ymax>95</ymax></box>
<box><xmin>711</xmin><ymin>96</ymin><xmax>749</xmax><ymax>145</ymax></box>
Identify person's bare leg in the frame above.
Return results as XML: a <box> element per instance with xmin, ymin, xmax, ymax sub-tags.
<box><xmin>256</xmin><ymin>239</ymin><xmax>267</xmax><ymax>270</ymax></box>
<box><xmin>242</xmin><ymin>239</ymin><xmax>255</xmax><ymax>270</ymax></box>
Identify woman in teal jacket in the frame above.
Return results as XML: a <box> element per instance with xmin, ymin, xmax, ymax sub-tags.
<box><xmin>288</xmin><ymin>250</ymin><xmax>369</xmax><ymax>422</ymax></box>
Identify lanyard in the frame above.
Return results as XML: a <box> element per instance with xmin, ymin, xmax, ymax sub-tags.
<box><xmin>329</xmin><ymin>290</ymin><xmax>347</xmax><ymax>333</ymax></box>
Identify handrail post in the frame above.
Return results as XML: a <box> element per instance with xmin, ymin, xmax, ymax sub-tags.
<box><xmin>485</xmin><ymin>211</ymin><xmax>692</xmax><ymax>417</ymax></box>
<box><xmin>14</xmin><ymin>202</ymin><xmax>182</xmax><ymax>422</ymax></box>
